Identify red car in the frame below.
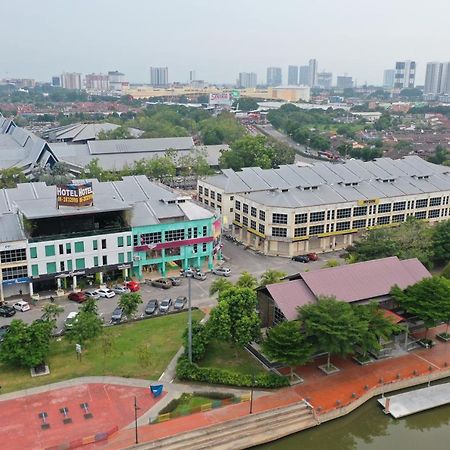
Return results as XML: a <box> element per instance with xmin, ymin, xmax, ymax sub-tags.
<box><xmin>307</xmin><ymin>252</ymin><xmax>319</xmax><ymax>261</ymax></box>
<box><xmin>68</xmin><ymin>291</ymin><xmax>87</xmax><ymax>303</ymax></box>
<box><xmin>126</xmin><ymin>281</ymin><xmax>140</xmax><ymax>292</ymax></box>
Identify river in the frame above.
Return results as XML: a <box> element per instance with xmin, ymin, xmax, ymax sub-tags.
<box><xmin>256</xmin><ymin>397</ymin><xmax>450</xmax><ymax>450</ymax></box>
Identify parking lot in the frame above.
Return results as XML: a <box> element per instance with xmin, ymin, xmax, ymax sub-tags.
<box><xmin>0</xmin><ymin>243</ymin><xmax>342</xmax><ymax>332</ymax></box>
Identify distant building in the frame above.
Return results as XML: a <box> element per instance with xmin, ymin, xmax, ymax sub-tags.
<box><xmin>336</xmin><ymin>76</ymin><xmax>353</xmax><ymax>90</ymax></box>
<box><xmin>108</xmin><ymin>71</ymin><xmax>126</xmax><ymax>92</ymax></box>
<box><xmin>268</xmin><ymin>86</ymin><xmax>310</xmax><ymax>102</ymax></box>
<box><xmin>85</xmin><ymin>73</ymin><xmax>109</xmax><ymax>92</ymax></box>
<box><xmin>424</xmin><ymin>62</ymin><xmax>450</xmax><ymax>98</ymax></box>
<box><xmin>383</xmin><ymin>69</ymin><xmax>395</xmax><ymax>88</ymax></box>
<box><xmin>266</xmin><ymin>67</ymin><xmax>282</xmax><ymax>86</ymax></box>
<box><xmin>287</xmin><ymin>65</ymin><xmax>299</xmax><ymax>85</ymax></box>
<box><xmin>238</xmin><ymin>72</ymin><xmax>257</xmax><ymax>89</ymax></box>
<box><xmin>308</xmin><ymin>59</ymin><xmax>318</xmax><ymax>87</ymax></box>
<box><xmin>51</xmin><ymin>76</ymin><xmax>60</xmax><ymax>87</ymax></box>
<box><xmin>150</xmin><ymin>67</ymin><xmax>169</xmax><ymax>87</ymax></box>
<box><xmin>441</xmin><ymin>63</ymin><xmax>450</xmax><ymax>95</ymax></box>
<box><xmin>394</xmin><ymin>61</ymin><xmax>416</xmax><ymax>90</ymax></box>
<box><xmin>61</xmin><ymin>72</ymin><xmax>82</xmax><ymax>90</ymax></box>
<box><xmin>189</xmin><ymin>70</ymin><xmax>196</xmax><ymax>82</ymax></box>
<box><xmin>317</xmin><ymin>71</ymin><xmax>332</xmax><ymax>89</ymax></box>
<box><xmin>299</xmin><ymin>65</ymin><xmax>310</xmax><ymax>85</ymax></box>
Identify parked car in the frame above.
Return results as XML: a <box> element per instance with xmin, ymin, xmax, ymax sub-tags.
<box><xmin>159</xmin><ymin>298</ymin><xmax>172</xmax><ymax>313</ymax></box>
<box><xmin>151</xmin><ymin>278</ymin><xmax>172</xmax><ymax>289</ymax></box>
<box><xmin>173</xmin><ymin>296</ymin><xmax>187</xmax><ymax>310</ymax></box>
<box><xmin>85</xmin><ymin>289</ymin><xmax>101</xmax><ymax>300</ymax></box>
<box><xmin>193</xmin><ymin>271</ymin><xmax>207</xmax><ymax>281</ymax></box>
<box><xmin>292</xmin><ymin>255</ymin><xmax>309</xmax><ymax>263</ymax></box>
<box><xmin>307</xmin><ymin>252</ymin><xmax>319</xmax><ymax>261</ymax></box>
<box><xmin>212</xmin><ymin>266</ymin><xmax>231</xmax><ymax>277</ymax></box>
<box><xmin>111</xmin><ymin>307</ymin><xmax>124</xmax><ymax>323</ymax></box>
<box><xmin>0</xmin><ymin>305</ymin><xmax>16</xmax><ymax>317</ymax></box>
<box><xmin>68</xmin><ymin>291</ymin><xmax>87</xmax><ymax>303</ymax></box>
<box><xmin>168</xmin><ymin>277</ymin><xmax>182</xmax><ymax>286</ymax></box>
<box><xmin>64</xmin><ymin>311</ymin><xmax>79</xmax><ymax>329</ymax></box>
<box><xmin>0</xmin><ymin>325</ymin><xmax>10</xmax><ymax>342</ymax></box>
<box><xmin>145</xmin><ymin>299</ymin><xmax>159</xmax><ymax>315</ymax></box>
<box><xmin>180</xmin><ymin>267</ymin><xmax>198</xmax><ymax>277</ymax></box>
<box><xmin>96</xmin><ymin>288</ymin><xmax>116</xmax><ymax>298</ymax></box>
<box><xmin>112</xmin><ymin>285</ymin><xmax>130</xmax><ymax>294</ymax></box>
<box><xmin>126</xmin><ymin>281</ymin><xmax>140</xmax><ymax>292</ymax></box>
<box><xmin>13</xmin><ymin>300</ymin><xmax>30</xmax><ymax>312</ymax></box>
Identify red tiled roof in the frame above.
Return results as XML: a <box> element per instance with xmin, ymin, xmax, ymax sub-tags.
<box><xmin>381</xmin><ymin>308</ymin><xmax>405</xmax><ymax>324</ymax></box>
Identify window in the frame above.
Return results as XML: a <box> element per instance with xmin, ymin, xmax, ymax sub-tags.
<box><xmin>74</xmin><ymin>241</ymin><xmax>84</xmax><ymax>253</ymax></box>
<box><xmin>430</xmin><ymin>197</ymin><xmax>442</xmax><ymax>207</ymax></box>
<box><xmin>294</xmin><ymin>227</ymin><xmax>307</xmax><ymax>238</ymax></box>
<box><xmin>250</xmin><ymin>220</ymin><xmax>256</xmax><ymax>230</ymax></box>
<box><xmin>202</xmin><ymin>226</ymin><xmax>207</xmax><ymax>236</ymax></box>
<box><xmin>59</xmin><ymin>244</ymin><xmax>64</xmax><ymax>255</ymax></box>
<box><xmin>60</xmin><ymin>261</ymin><xmax>65</xmax><ymax>272</ymax></box>
<box><xmin>210</xmin><ymin>190</ymin><xmax>215</xmax><ymax>200</ymax></box>
<box><xmin>336</xmin><ymin>208</ymin><xmax>352</xmax><ymax>219</ymax></box>
<box><xmin>32</xmin><ymin>264</ymin><xmax>39</xmax><ymax>277</ymax></box>
<box><xmin>66</xmin><ymin>243</ymin><xmax>71</xmax><ymax>254</ymax></box>
<box><xmin>230</xmin><ymin>196</ymin><xmax>234</xmax><ymax>200</ymax></box>
<box><xmin>243</xmin><ymin>203</ymin><xmax>249</xmax><ymax>214</ymax></box>
<box><xmin>46</xmin><ymin>262</ymin><xmax>57</xmax><ymax>274</ymax></box>
<box><xmin>309</xmin><ymin>225</ymin><xmax>325</xmax><ymax>235</ymax></box>
<box><xmin>165</xmin><ymin>229</ymin><xmax>185</xmax><ymax>241</ymax></box>
<box><xmin>67</xmin><ymin>260</ymin><xmax>73</xmax><ymax>271</ymax></box>
<box><xmin>101</xmin><ymin>239</ymin><xmax>107</xmax><ymax>249</ymax></box>
<box><xmin>217</xmin><ymin>193</ymin><xmax>222</xmax><ymax>202</ymax></box>
<box><xmin>193</xmin><ymin>228</ymin><xmax>198</xmax><ymax>238</ymax></box>
<box><xmin>118</xmin><ymin>253</ymin><xmax>125</xmax><ymax>263</ymax></box>
<box><xmin>2</xmin><ymin>265</ymin><xmax>27</xmax><ymax>280</ymax></box>
<box><xmin>102</xmin><ymin>255</ymin><xmax>108</xmax><ymax>265</ymax></box>
<box><xmin>378</xmin><ymin>203</ymin><xmax>392</xmax><ymax>214</ymax></box>
<box><xmin>428</xmin><ymin>209</ymin><xmax>441</xmax><ymax>219</ymax></box>
<box><xmin>127</xmin><ymin>235</ymin><xmax>132</xmax><ymax>246</ymax></box>
<box><xmin>251</xmin><ymin>207</ymin><xmax>257</xmax><ymax>217</ymax></box>
<box><xmin>75</xmin><ymin>258</ymin><xmax>85</xmax><ymax>269</ymax></box>
<box><xmin>234</xmin><ymin>213</ymin><xmax>241</xmax><ymax>223</ymax></box>
<box><xmin>272</xmin><ymin>213</ymin><xmax>288</xmax><ymax>224</ymax></box>
<box><xmin>140</xmin><ymin>232</ymin><xmax>162</xmax><ymax>245</ymax></box>
<box><xmin>93</xmin><ymin>240</ymin><xmax>98</xmax><ymax>250</ymax></box>
<box><xmin>259</xmin><ymin>210</ymin><xmax>265</xmax><ymax>221</ymax></box>
<box><xmin>127</xmin><ymin>252</ymin><xmax>132</xmax><ymax>262</ymax></box>
<box><xmin>393</xmin><ymin>201</ymin><xmax>406</xmax><ymax>211</ymax></box>
<box><xmin>392</xmin><ymin>214</ymin><xmax>405</xmax><ymax>223</ymax></box>
<box><xmin>94</xmin><ymin>256</ymin><xmax>99</xmax><ymax>267</ymax></box>
<box><xmin>235</xmin><ymin>200</ymin><xmax>241</xmax><ymax>211</ymax></box>
<box><xmin>202</xmin><ymin>243</ymin><xmax>207</xmax><ymax>252</ymax></box>
<box><xmin>117</xmin><ymin>236</ymin><xmax>124</xmax><ymax>247</ymax></box>
<box><xmin>272</xmin><ymin>227</ymin><xmax>287</xmax><ymax>237</ymax></box>
<box><xmin>353</xmin><ymin>206</ymin><xmax>367</xmax><ymax>216</ymax></box>
<box><xmin>1</xmin><ymin>248</ymin><xmax>26</xmax><ymax>263</ymax></box>
<box><xmin>377</xmin><ymin>216</ymin><xmax>390</xmax><ymax>225</ymax></box>
<box><xmin>310</xmin><ymin>211</ymin><xmax>325</xmax><ymax>222</ymax></box>
<box><xmin>242</xmin><ymin>216</ymin><xmax>248</xmax><ymax>226</ymax></box>
<box><xmin>192</xmin><ymin>244</ymin><xmax>198</xmax><ymax>254</ymax></box>
<box><xmin>352</xmin><ymin>219</ymin><xmax>367</xmax><ymax>229</ymax></box>
<box><xmin>415</xmin><ymin>211</ymin><xmax>427</xmax><ymax>219</ymax></box>
<box><xmin>336</xmin><ymin>221</ymin><xmax>351</xmax><ymax>231</ymax></box>
<box><xmin>204</xmin><ymin>200</ymin><xmax>209</xmax><ymax>206</ymax></box>
<box><xmin>211</xmin><ymin>202</ymin><xmax>215</xmax><ymax>208</ymax></box>
<box><xmin>198</xmin><ymin>186</ymin><xmax>203</xmax><ymax>194</ymax></box>
<box><xmin>30</xmin><ymin>247</ymin><xmax>37</xmax><ymax>259</ymax></box>
<box><xmin>204</xmin><ymin>188</ymin><xmax>209</xmax><ymax>196</ymax></box>
<box><xmin>295</xmin><ymin>213</ymin><xmax>308</xmax><ymax>224</ymax></box>
<box><xmin>45</xmin><ymin>245</ymin><xmax>55</xmax><ymax>257</ymax></box>
<box><xmin>415</xmin><ymin>199</ymin><xmax>428</xmax><ymax>209</ymax></box>
<box><xmin>259</xmin><ymin>224</ymin><xmax>265</xmax><ymax>234</ymax></box>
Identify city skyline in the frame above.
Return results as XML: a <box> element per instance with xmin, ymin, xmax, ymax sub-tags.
<box><xmin>1</xmin><ymin>0</ymin><xmax>450</xmax><ymax>85</ymax></box>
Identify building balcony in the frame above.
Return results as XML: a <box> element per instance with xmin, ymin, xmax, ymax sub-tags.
<box><xmin>28</xmin><ymin>226</ymin><xmax>131</xmax><ymax>243</ymax></box>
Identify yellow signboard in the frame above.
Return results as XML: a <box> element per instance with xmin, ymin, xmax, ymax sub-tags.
<box><xmin>357</xmin><ymin>198</ymin><xmax>379</xmax><ymax>206</ymax></box>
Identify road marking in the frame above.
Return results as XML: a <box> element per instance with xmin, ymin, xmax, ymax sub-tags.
<box><xmin>159</xmin><ymin>372</ymin><xmax>165</xmax><ymax>381</ymax></box>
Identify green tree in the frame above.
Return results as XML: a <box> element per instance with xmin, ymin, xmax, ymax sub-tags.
<box><xmin>236</xmin><ymin>271</ymin><xmax>258</xmax><ymax>289</ymax></box>
<box><xmin>0</xmin><ymin>167</ymin><xmax>27</xmax><ymax>188</ymax></box>
<box><xmin>209</xmin><ymin>286</ymin><xmax>261</xmax><ymax>354</ymax></box>
<box><xmin>233</xmin><ymin>98</ymin><xmax>259</xmax><ymax>112</ymax></box>
<box><xmin>428</xmin><ymin>145</ymin><xmax>449</xmax><ymax>165</ymax></box>
<box><xmin>347</xmin><ymin>229</ymin><xmax>398</xmax><ymax>262</ymax></box>
<box><xmin>0</xmin><ymin>320</ymin><xmax>53</xmax><ymax>368</ymax></box>
<box><xmin>322</xmin><ymin>259</ymin><xmax>340</xmax><ymax>268</ymax></box>
<box><xmin>209</xmin><ymin>278</ymin><xmax>233</xmax><ymax>296</ymax></box>
<box><xmin>40</xmin><ymin>303</ymin><xmax>64</xmax><ymax>323</ymax></box>
<box><xmin>259</xmin><ymin>269</ymin><xmax>286</xmax><ymax>287</ymax></box>
<box><xmin>118</xmin><ymin>292</ymin><xmax>143</xmax><ymax>318</ymax></box>
<box><xmin>299</xmin><ymin>297</ymin><xmax>366</xmax><ymax>370</ymax></box>
<box><xmin>80</xmin><ymin>298</ymin><xmax>98</xmax><ymax>315</ymax></box>
<box><xmin>262</xmin><ymin>321</ymin><xmax>313</xmax><ymax>380</ymax></box>
<box><xmin>66</xmin><ymin>310</ymin><xmax>103</xmax><ymax>346</ymax></box>
<box><xmin>432</xmin><ymin>220</ymin><xmax>450</xmax><ymax>266</ymax></box>
<box><xmin>442</xmin><ymin>262</ymin><xmax>450</xmax><ymax>280</ymax></box>
<box><xmin>183</xmin><ymin>320</ymin><xmax>210</xmax><ymax>362</ymax></box>
<box><xmin>98</xmin><ymin>126</ymin><xmax>132</xmax><ymax>140</ymax></box>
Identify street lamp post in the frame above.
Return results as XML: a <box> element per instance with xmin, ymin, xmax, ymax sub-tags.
<box><xmin>249</xmin><ymin>374</ymin><xmax>256</xmax><ymax>414</ymax></box>
<box><xmin>188</xmin><ymin>276</ymin><xmax>192</xmax><ymax>363</ymax></box>
<box><xmin>134</xmin><ymin>396</ymin><xmax>140</xmax><ymax>444</ymax></box>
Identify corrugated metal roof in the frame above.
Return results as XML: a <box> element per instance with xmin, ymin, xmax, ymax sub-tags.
<box><xmin>0</xmin><ymin>214</ymin><xmax>26</xmax><ymax>242</ymax></box>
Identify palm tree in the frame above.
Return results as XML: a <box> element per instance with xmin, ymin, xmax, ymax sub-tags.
<box><xmin>209</xmin><ymin>278</ymin><xmax>233</xmax><ymax>296</ymax></box>
<box><xmin>259</xmin><ymin>269</ymin><xmax>287</xmax><ymax>287</ymax></box>
<box><xmin>236</xmin><ymin>272</ymin><xmax>257</xmax><ymax>290</ymax></box>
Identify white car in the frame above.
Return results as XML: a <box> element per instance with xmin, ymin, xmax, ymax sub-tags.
<box><xmin>96</xmin><ymin>288</ymin><xmax>116</xmax><ymax>298</ymax></box>
<box><xmin>13</xmin><ymin>300</ymin><xmax>30</xmax><ymax>312</ymax></box>
<box><xmin>64</xmin><ymin>311</ymin><xmax>79</xmax><ymax>329</ymax></box>
<box><xmin>84</xmin><ymin>289</ymin><xmax>100</xmax><ymax>300</ymax></box>
<box><xmin>112</xmin><ymin>285</ymin><xmax>130</xmax><ymax>294</ymax></box>
<box><xmin>212</xmin><ymin>267</ymin><xmax>231</xmax><ymax>277</ymax></box>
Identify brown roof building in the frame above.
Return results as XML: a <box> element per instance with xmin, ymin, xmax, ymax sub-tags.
<box><xmin>258</xmin><ymin>256</ymin><xmax>431</xmax><ymax>327</ymax></box>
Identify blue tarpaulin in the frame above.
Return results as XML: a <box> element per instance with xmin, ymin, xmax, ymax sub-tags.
<box><xmin>150</xmin><ymin>384</ymin><xmax>163</xmax><ymax>397</ymax></box>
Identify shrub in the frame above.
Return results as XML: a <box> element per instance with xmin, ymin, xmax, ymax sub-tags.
<box><xmin>158</xmin><ymin>398</ymin><xmax>182</xmax><ymax>415</ymax></box>
<box><xmin>176</xmin><ymin>357</ymin><xmax>289</xmax><ymax>388</ymax></box>
<box><xmin>193</xmin><ymin>391</ymin><xmax>234</xmax><ymax>400</ymax></box>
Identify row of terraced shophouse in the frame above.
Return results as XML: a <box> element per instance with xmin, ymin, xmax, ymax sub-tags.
<box><xmin>0</xmin><ymin>176</ymin><xmax>221</xmax><ymax>301</ymax></box>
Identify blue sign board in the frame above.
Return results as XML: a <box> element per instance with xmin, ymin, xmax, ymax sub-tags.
<box><xmin>2</xmin><ymin>277</ymin><xmax>31</xmax><ymax>286</ymax></box>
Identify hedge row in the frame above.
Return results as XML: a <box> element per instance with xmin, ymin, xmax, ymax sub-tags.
<box><xmin>176</xmin><ymin>357</ymin><xmax>289</xmax><ymax>388</ymax></box>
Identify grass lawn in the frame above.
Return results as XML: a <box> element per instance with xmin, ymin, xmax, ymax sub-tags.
<box><xmin>0</xmin><ymin>310</ymin><xmax>203</xmax><ymax>394</ymax></box>
<box><xmin>198</xmin><ymin>339</ymin><xmax>266</xmax><ymax>375</ymax></box>
<box><xmin>172</xmin><ymin>393</ymin><xmax>216</xmax><ymax>414</ymax></box>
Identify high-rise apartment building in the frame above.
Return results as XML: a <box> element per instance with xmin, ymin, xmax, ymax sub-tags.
<box><xmin>108</xmin><ymin>71</ymin><xmax>126</xmax><ymax>92</ymax></box>
<box><xmin>424</xmin><ymin>62</ymin><xmax>450</xmax><ymax>98</ymax></box>
<box><xmin>60</xmin><ymin>72</ymin><xmax>82</xmax><ymax>90</ymax></box>
<box><xmin>441</xmin><ymin>63</ymin><xmax>450</xmax><ymax>96</ymax></box>
<box><xmin>317</xmin><ymin>72</ymin><xmax>332</xmax><ymax>89</ymax></box>
<box><xmin>287</xmin><ymin>65</ymin><xmax>299</xmax><ymax>85</ymax></box>
<box><xmin>383</xmin><ymin>69</ymin><xmax>395</xmax><ymax>88</ymax></box>
<box><xmin>336</xmin><ymin>76</ymin><xmax>353</xmax><ymax>89</ymax></box>
<box><xmin>394</xmin><ymin>61</ymin><xmax>416</xmax><ymax>90</ymax></box>
<box><xmin>299</xmin><ymin>66</ymin><xmax>310</xmax><ymax>85</ymax></box>
<box><xmin>150</xmin><ymin>67</ymin><xmax>169</xmax><ymax>87</ymax></box>
<box><xmin>266</xmin><ymin>67</ymin><xmax>282</xmax><ymax>86</ymax></box>
<box><xmin>51</xmin><ymin>76</ymin><xmax>60</xmax><ymax>87</ymax></box>
<box><xmin>238</xmin><ymin>72</ymin><xmax>257</xmax><ymax>89</ymax></box>
<box><xmin>85</xmin><ymin>73</ymin><xmax>109</xmax><ymax>91</ymax></box>
<box><xmin>308</xmin><ymin>59</ymin><xmax>318</xmax><ymax>87</ymax></box>
<box><xmin>189</xmin><ymin>70</ymin><xmax>196</xmax><ymax>82</ymax></box>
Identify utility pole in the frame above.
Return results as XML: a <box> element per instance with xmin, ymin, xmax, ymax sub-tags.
<box><xmin>134</xmin><ymin>396</ymin><xmax>140</xmax><ymax>444</ymax></box>
<box><xmin>188</xmin><ymin>276</ymin><xmax>192</xmax><ymax>363</ymax></box>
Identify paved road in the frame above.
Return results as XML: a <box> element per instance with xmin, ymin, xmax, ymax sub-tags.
<box><xmin>0</xmin><ymin>243</ymin><xmax>342</xmax><ymax>331</ymax></box>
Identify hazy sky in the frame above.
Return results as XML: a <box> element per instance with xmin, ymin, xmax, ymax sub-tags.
<box><xmin>1</xmin><ymin>0</ymin><xmax>449</xmax><ymax>85</ymax></box>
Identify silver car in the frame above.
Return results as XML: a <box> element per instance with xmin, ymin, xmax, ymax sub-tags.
<box><xmin>212</xmin><ymin>267</ymin><xmax>231</xmax><ymax>277</ymax></box>
<box><xmin>84</xmin><ymin>289</ymin><xmax>100</xmax><ymax>300</ymax></box>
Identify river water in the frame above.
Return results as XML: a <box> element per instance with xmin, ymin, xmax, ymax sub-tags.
<box><xmin>257</xmin><ymin>398</ymin><xmax>450</xmax><ymax>450</ymax></box>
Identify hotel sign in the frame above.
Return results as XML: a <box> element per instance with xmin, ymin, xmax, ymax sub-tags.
<box><xmin>57</xmin><ymin>183</ymin><xmax>94</xmax><ymax>208</ymax></box>
<box><xmin>357</xmin><ymin>198</ymin><xmax>379</xmax><ymax>206</ymax></box>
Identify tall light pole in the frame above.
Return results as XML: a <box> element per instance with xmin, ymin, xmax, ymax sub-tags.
<box><xmin>188</xmin><ymin>276</ymin><xmax>192</xmax><ymax>363</ymax></box>
<box><xmin>134</xmin><ymin>396</ymin><xmax>140</xmax><ymax>444</ymax></box>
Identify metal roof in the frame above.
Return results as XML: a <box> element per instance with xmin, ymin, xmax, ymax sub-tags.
<box><xmin>0</xmin><ymin>214</ymin><xmax>26</xmax><ymax>242</ymax></box>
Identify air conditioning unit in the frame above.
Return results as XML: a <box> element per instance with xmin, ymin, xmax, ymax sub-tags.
<box><xmin>133</xmin><ymin>255</ymin><xmax>141</xmax><ymax>261</ymax></box>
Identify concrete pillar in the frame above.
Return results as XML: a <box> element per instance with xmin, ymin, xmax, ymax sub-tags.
<box><xmin>98</xmin><ymin>272</ymin><xmax>103</xmax><ymax>284</ymax></box>
<box><xmin>29</xmin><ymin>282</ymin><xmax>34</xmax><ymax>296</ymax></box>
<box><xmin>208</xmin><ymin>256</ymin><xmax>214</xmax><ymax>270</ymax></box>
<box><xmin>57</xmin><ymin>278</ymin><xmax>62</xmax><ymax>290</ymax></box>
<box><xmin>197</xmin><ymin>256</ymin><xmax>201</xmax><ymax>269</ymax></box>
<box><xmin>263</xmin><ymin>239</ymin><xmax>269</xmax><ymax>255</ymax></box>
<box><xmin>305</xmin><ymin>240</ymin><xmax>310</xmax><ymax>252</ymax></box>
<box><xmin>123</xmin><ymin>268</ymin><xmax>129</xmax><ymax>279</ymax></box>
<box><xmin>73</xmin><ymin>275</ymin><xmax>77</xmax><ymax>289</ymax></box>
